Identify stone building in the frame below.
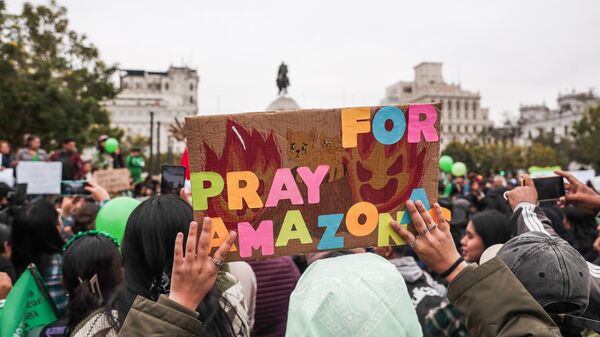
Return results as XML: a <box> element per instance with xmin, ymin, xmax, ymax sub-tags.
<box><xmin>517</xmin><ymin>90</ymin><xmax>598</xmax><ymax>144</ymax></box>
<box><xmin>103</xmin><ymin>66</ymin><xmax>199</xmax><ymax>153</ymax></box>
<box><xmin>382</xmin><ymin>62</ymin><xmax>493</xmax><ymax>148</ymax></box>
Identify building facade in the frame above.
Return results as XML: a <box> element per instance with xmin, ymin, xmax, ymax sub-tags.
<box><xmin>382</xmin><ymin>62</ymin><xmax>493</xmax><ymax>148</ymax></box>
<box><xmin>517</xmin><ymin>90</ymin><xmax>598</xmax><ymax>144</ymax></box>
<box><xmin>103</xmin><ymin>66</ymin><xmax>199</xmax><ymax>153</ymax></box>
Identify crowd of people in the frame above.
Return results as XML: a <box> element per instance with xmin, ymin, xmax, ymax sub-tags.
<box><xmin>0</xmin><ymin>135</ymin><xmax>156</xmax><ymax>197</ymax></box>
<box><xmin>1</xmin><ymin>135</ymin><xmax>600</xmax><ymax>336</ymax></box>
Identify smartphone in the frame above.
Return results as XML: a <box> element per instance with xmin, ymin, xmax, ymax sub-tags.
<box><xmin>161</xmin><ymin>165</ymin><xmax>186</xmax><ymax>195</ymax></box>
<box><xmin>532</xmin><ymin>176</ymin><xmax>565</xmax><ymax>202</ymax></box>
<box><xmin>60</xmin><ymin>180</ymin><xmax>91</xmax><ymax>196</ymax></box>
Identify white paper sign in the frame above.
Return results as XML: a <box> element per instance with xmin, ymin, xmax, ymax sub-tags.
<box><xmin>17</xmin><ymin>162</ymin><xmax>62</xmax><ymax>194</ymax></box>
<box><xmin>0</xmin><ymin>168</ymin><xmax>14</xmax><ymax>187</ymax></box>
<box><xmin>568</xmin><ymin>170</ymin><xmax>596</xmax><ymax>184</ymax></box>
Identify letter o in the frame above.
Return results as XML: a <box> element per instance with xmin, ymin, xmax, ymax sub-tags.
<box><xmin>346</xmin><ymin>202</ymin><xmax>378</xmax><ymax>236</ymax></box>
<box><xmin>372</xmin><ymin>106</ymin><xmax>406</xmax><ymax>145</ymax></box>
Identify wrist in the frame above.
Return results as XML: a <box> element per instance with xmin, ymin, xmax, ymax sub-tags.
<box><xmin>168</xmin><ymin>293</ymin><xmax>199</xmax><ymax>311</ymax></box>
<box><xmin>445</xmin><ymin>261</ymin><xmax>467</xmax><ymax>283</ymax></box>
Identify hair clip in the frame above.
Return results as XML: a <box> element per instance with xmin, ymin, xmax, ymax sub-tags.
<box><xmin>78</xmin><ymin>273</ymin><xmax>104</xmax><ymax>302</ymax></box>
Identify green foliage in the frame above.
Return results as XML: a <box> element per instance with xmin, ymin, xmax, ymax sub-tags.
<box><xmin>571</xmin><ymin>104</ymin><xmax>600</xmax><ymax>171</ymax></box>
<box><xmin>443</xmin><ymin>140</ymin><xmax>558</xmax><ymax>174</ymax></box>
<box><xmin>0</xmin><ymin>0</ymin><xmax>118</xmax><ymax>150</ymax></box>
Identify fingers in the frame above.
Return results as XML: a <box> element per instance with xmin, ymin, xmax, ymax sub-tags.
<box><xmin>185</xmin><ymin>221</ymin><xmax>198</xmax><ymax>258</ymax></box>
<box><xmin>173</xmin><ymin>232</ymin><xmax>184</xmax><ymax>265</ymax></box>
<box><xmin>406</xmin><ymin>200</ymin><xmax>428</xmax><ymax>235</ymax></box>
<box><xmin>415</xmin><ymin>200</ymin><xmax>435</xmax><ymax>232</ymax></box>
<box><xmin>433</xmin><ymin>203</ymin><xmax>450</xmax><ymax>232</ymax></box>
<box><xmin>521</xmin><ymin>174</ymin><xmax>534</xmax><ymax>188</ymax></box>
<box><xmin>197</xmin><ymin>217</ymin><xmax>212</xmax><ymax>256</ymax></box>
<box><xmin>555</xmin><ymin>170</ymin><xmax>578</xmax><ymax>186</ymax></box>
<box><xmin>213</xmin><ymin>231</ymin><xmax>237</xmax><ymax>263</ymax></box>
<box><xmin>391</xmin><ymin>220</ymin><xmax>416</xmax><ymax>247</ymax></box>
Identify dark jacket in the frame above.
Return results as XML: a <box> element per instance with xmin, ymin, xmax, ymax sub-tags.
<box><xmin>449</xmin><ymin>257</ymin><xmax>561</xmax><ymax>337</ymax></box>
<box><xmin>50</xmin><ymin>150</ymin><xmax>83</xmax><ymax>180</ymax></box>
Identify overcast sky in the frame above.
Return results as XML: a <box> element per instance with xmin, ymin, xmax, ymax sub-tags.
<box><xmin>7</xmin><ymin>0</ymin><xmax>600</xmax><ymax>123</ymax></box>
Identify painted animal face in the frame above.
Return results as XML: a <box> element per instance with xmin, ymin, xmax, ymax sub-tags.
<box><xmin>319</xmin><ymin>134</ymin><xmax>339</xmax><ymax>154</ymax></box>
<box><xmin>287</xmin><ymin>129</ymin><xmax>317</xmax><ymax>162</ymax></box>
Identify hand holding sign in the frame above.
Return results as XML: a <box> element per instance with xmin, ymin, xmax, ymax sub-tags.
<box><xmin>169</xmin><ymin>218</ymin><xmax>237</xmax><ymax>311</ymax></box>
<box><xmin>391</xmin><ymin>201</ymin><xmax>465</xmax><ymax>282</ymax></box>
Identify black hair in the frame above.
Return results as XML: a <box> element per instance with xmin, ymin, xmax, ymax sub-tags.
<box><xmin>540</xmin><ymin>205</ymin><xmax>567</xmax><ymax>238</ymax></box>
<box><xmin>63</xmin><ymin>234</ymin><xmax>122</xmax><ymax>333</ymax></box>
<box><xmin>0</xmin><ymin>223</ymin><xmax>10</xmax><ymax>253</ymax></box>
<box><xmin>109</xmin><ymin>195</ymin><xmax>240</xmax><ymax>337</ymax></box>
<box><xmin>62</xmin><ymin>138</ymin><xmax>76</xmax><ymax>145</ymax></box>
<box><xmin>25</xmin><ymin>134</ymin><xmax>40</xmax><ymax>148</ymax></box>
<box><xmin>10</xmin><ymin>199</ymin><xmax>65</xmax><ymax>276</ymax></box>
<box><xmin>0</xmin><ymin>183</ymin><xmax>10</xmax><ymax>199</ymax></box>
<box><xmin>72</xmin><ymin>203</ymin><xmax>100</xmax><ymax>234</ymax></box>
<box><xmin>563</xmin><ymin>206</ymin><xmax>598</xmax><ymax>261</ymax></box>
<box><xmin>470</xmin><ymin>210</ymin><xmax>511</xmax><ymax>250</ymax></box>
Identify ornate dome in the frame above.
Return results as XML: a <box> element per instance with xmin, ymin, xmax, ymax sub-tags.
<box><xmin>266</xmin><ymin>96</ymin><xmax>300</xmax><ymax>111</ymax></box>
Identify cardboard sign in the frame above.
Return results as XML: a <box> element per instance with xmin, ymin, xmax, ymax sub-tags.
<box><xmin>185</xmin><ymin>104</ymin><xmax>441</xmax><ymax>260</ymax></box>
<box><xmin>93</xmin><ymin>168</ymin><xmax>131</xmax><ymax>192</ymax></box>
<box><xmin>17</xmin><ymin>162</ymin><xmax>62</xmax><ymax>195</ymax></box>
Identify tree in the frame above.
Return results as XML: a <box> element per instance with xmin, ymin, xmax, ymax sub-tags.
<box><xmin>0</xmin><ymin>0</ymin><xmax>119</xmax><ymax>150</ymax></box>
<box><xmin>442</xmin><ymin>141</ymin><xmax>475</xmax><ymax>171</ymax></box>
<box><xmin>571</xmin><ymin>104</ymin><xmax>600</xmax><ymax>171</ymax></box>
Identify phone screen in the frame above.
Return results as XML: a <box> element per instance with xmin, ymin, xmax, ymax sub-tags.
<box><xmin>161</xmin><ymin>165</ymin><xmax>186</xmax><ymax>195</ymax></box>
<box><xmin>533</xmin><ymin>176</ymin><xmax>565</xmax><ymax>201</ymax></box>
<box><xmin>61</xmin><ymin>180</ymin><xmax>90</xmax><ymax>196</ymax></box>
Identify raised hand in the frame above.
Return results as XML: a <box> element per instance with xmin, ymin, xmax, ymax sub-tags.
<box><xmin>391</xmin><ymin>200</ymin><xmax>466</xmax><ymax>282</ymax></box>
<box><xmin>168</xmin><ymin>217</ymin><xmax>237</xmax><ymax>311</ymax></box>
<box><xmin>555</xmin><ymin>170</ymin><xmax>600</xmax><ymax>214</ymax></box>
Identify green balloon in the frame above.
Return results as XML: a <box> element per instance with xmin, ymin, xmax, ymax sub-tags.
<box><xmin>439</xmin><ymin>155</ymin><xmax>454</xmax><ymax>172</ymax></box>
<box><xmin>104</xmin><ymin>137</ymin><xmax>119</xmax><ymax>154</ymax></box>
<box><xmin>451</xmin><ymin>162</ymin><xmax>467</xmax><ymax>177</ymax></box>
<box><xmin>95</xmin><ymin>197</ymin><xmax>140</xmax><ymax>243</ymax></box>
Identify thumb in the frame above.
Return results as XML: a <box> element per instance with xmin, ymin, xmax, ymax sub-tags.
<box><xmin>521</xmin><ymin>174</ymin><xmax>534</xmax><ymax>188</ymax></box>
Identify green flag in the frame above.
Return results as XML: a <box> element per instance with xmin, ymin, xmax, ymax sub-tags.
<box><xmin>0</xmin><ymin>264</ymin><xmax>58</xmax><ymax>337</ymax></box>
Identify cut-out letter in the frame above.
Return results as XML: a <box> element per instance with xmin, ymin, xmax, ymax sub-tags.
<box><xmin>275</xmin><ymin>210</ymin><xmax>313</xmax><ymax>247</ymax></box>
<box><xmin>226</xmin><ymin>171</ymin><xmax>263</xmax><ymax>210</ymax></box>
<box><xmin>372</xmin><ymin>106</ymin><xmax>406</xmax><ymax>145</ymax></box>
<box><xmin>318</xmin><ymin>214</ymin><xmax>344</xmax><ymax>250</ymax></box>
<box><xmin>346</xmin><ymin>201</ymin><xmax>378</xmax><ymax>236</ymax></box>
<box><xmin>238</xmin><ymin>220</ymin><xmax>274</xmax><ymax>258</ymax></box>
<box><xmin>190</xmin><ymin>172</ymin><xmax>224</xmax><ymax>211</ymax></box>
<box><xmin>265</xmin><ymin>168</ymin><xmax>304</xmax><ymax>207</ymax></box>
<box><xmin>297</xmin><ymin>165</ymin><xmax>329</xmax><ymax>204</ymax></box>
<box><xmin>342</xmin><ymin>108</ymin><xmax>371</xmax><ymax>148</ymax></box>
<box><xmin>408</xmin><ymin>104</ymin><xmax>439</xmax><ymax>143</ymax></box>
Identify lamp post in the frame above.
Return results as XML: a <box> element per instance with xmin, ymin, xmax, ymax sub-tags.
<box><xmin>149</xmin><ymin>111</ymin><xmax>154</xmax><ymax>174</ymax></box>
<box><xmin>156</xmin><ymin>121</ymin><xmax>161</xmax><ymax>173</ymax></box>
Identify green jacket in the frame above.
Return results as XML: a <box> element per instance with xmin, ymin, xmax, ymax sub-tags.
<box><xmin>448</xmin><ymin>256</ymin><xmax>561</xmax><ymax>337</ymax></box>
<box><xmin>118</xmin><ymin>295</ymin><xmax>203</xmax><ymax>337</ymax></box>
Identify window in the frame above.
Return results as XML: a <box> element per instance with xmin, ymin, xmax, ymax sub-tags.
<box><xmin>189</xmin><ymin>96</ymin><xmax>194</xmax><ymax>103</ymax></box>
<box><xmin>165</xmin><ymin>83</ymin><xmax>170</xmax><ymax>90</ymax></box>
<box><xmin>456</xmin><ymin>100</ymin><xmax>461</xmax><ymax>111</ymax></box>
<box><xmin>403</xmin><ymin>86</ymin><xmax>412</xmax><ymax>93</ymax></box>
<box><xmin>564</xmin><ymin>125</ymin><xmax>569</xmax><ymax>136</ymax></box>
<box><xmin>528</xmin><ymin>131</ymin><xmax>532</xmax><ymax>140</ymax></box>
<box><xmin>189</xmin><ymin>83</ymin><xmax>194</xmax><ymax>91</ymax></box>
<box><xmin>473</xmin><ymin>101</ymin><xmax>477</xmax><ymax>111</ymax></box>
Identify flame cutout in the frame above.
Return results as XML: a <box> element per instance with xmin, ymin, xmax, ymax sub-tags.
<box><xmin>344</xmin><ymin>131</ymin><xmax>427</xmax><ymax>213</ymax></box>
<box><xmin>204</xmin><ymin>120</ymin><xmax>282</xmax><ymax>226</ymax></box>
